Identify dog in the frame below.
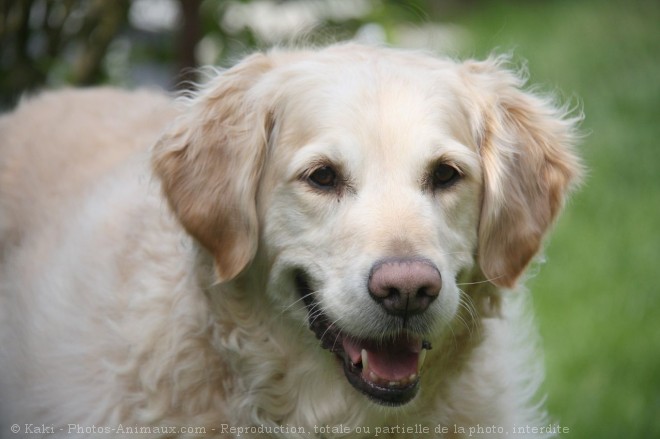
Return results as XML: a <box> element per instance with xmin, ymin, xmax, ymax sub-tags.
<box><xmin>0</xmin><ymin>44</ymin><xmax>581</xmax><ymax>438</ymax></box>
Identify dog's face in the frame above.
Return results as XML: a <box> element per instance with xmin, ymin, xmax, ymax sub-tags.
<box><xmin>153</xmin><ymin>45</ymin><xmax>581</xmax><ymax>406</ymax></box>
<box><xmin>256</xmin><ymin>58</ymin><xmax>483</xmax><ymax>405</ymax></box>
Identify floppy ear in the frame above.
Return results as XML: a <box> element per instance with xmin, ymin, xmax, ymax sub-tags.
<box><xmin>152</xmin><ymin>53</ymin><xmax>274</xmax><ymax>282</ymax></box>
<box><xmin>463</xmin><ymin>58</ymin><xmax>583</xmax><ymax>288</ymax></box>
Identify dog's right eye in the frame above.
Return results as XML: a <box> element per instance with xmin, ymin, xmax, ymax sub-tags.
<box><xmin>431</xmin><ymin>163</ymin><xmax>461</xmax><ymax>190</ymax></box>
<box><xmin>308</xmin><ymin>166</ymin><xmax>338</xmax><ymax>189</ymax></box>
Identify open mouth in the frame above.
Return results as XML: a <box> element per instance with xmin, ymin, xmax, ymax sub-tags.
<box><xmin>295</xmin><ymin>271</ymin><xmax>431</xmax><ymax>406</ymax></box>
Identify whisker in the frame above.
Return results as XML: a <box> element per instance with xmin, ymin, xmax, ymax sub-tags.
<box><xmin>455</xmin><ymin>289</ymin><xmax>483</xmax><ymax>343</ymax></box>
<box><xmin>278</xmin><ymin>293</ymin><xmax>312</xmax><ymax>316</ymax></box>
<box><xmin>456</xmin><ymin>273</ymin><xmax>505</xmax><ymax>286</ymax></box>
<box><xmin>445</xmin><ymin>318</ymin><xmax>460</xmax><ymax>352</ymax></box>
<box><xmin>459</xmin><ymin>290</ymin><xmax>479</xmax><ymax>322</ymax></box>
<box><xmin>321</xmin><ymin>315</ymin><xmax>345</xmax><ymax>349</ymax></box>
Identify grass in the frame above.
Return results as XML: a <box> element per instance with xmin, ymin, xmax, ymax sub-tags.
<box><xmin>453</xmin><ymin>0</ymin><xmax>660</xmax><ymax>437</ymax></box>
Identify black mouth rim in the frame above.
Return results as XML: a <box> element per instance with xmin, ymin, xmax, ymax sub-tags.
<box><xmin>294</xmin><ymin>271</ymin><xmax>422</xmax><ymax>407</ymax></box>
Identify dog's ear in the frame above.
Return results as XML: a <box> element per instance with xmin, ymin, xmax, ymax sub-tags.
<box><xmin>152</xmin><ymin>54</ymin><xmax>274</xmax><ymax>282</ymax></box>
<box><xmin>462</xmin><ymin>58</ymin><xmax>583</xmax><ymax>288</ymax></box>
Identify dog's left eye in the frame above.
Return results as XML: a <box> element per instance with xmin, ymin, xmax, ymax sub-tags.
<box><xmin>431</xmin><ymin>163</ymin><xmax>461</xmax><ymax>189</ymax></box>
<box><xmin>308</xmin><ymin>166</ymin><xmax>338</xmax><ymax>189</ymax></box>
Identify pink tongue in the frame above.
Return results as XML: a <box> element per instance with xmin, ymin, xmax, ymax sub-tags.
<box><xmin>342</xmin><ymin>336</ymin><xmax>421</xmax><ymax>382</ymax></box>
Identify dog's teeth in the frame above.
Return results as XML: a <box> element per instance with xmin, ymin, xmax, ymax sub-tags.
<box><xmin>388</xmin><ymin>381</ymin><xmax>399</xmax><ymax>388</ymax></box>
<box><xmin>361</xmin><ymin>349</ymin><xmax>368</xmax><ymax>370</ymax></box>
<box><xmin>408</xmin><ymin>373</ymin><xmax>417</xmax><ymax>382</ymax></box>
<box><xmin>418</xmin><ymin>349</ymin><xmax>427</xmax><ymax>373</ymax></box>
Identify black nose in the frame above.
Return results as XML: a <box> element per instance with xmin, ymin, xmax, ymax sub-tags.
<box><xmin>368</xmin><ymin>258</ymin><xmax>442</xmax><ymax>317</ymax></box>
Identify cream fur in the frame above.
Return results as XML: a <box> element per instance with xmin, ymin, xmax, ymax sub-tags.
<box><xmin>0</xmin><ymin>44</ymin><xmax>581</xmax><ymax>438</ymax></box>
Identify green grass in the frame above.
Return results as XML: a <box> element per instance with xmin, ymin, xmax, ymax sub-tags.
<box><xmin>454</xmin><ymin>0</ymin><xmax>660</xmax><ymax>437</ymax></box>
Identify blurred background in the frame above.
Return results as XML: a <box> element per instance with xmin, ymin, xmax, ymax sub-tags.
<box><xmin>1</xmin><ymin>0</ymin><xmax>658</xmax><ymax>437</ymax></box>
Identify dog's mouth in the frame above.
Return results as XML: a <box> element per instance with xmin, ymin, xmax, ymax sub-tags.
<box><xmin>295</xmin><ymin>272</ymin><xmax>430</xmax><ymax>406</ymax></box>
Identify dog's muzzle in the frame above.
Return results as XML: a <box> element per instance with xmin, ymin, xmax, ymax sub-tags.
<box><xmin>295</xmin><ymin>271</ymin><xmax>432</xmax><ymax>406</ymax></box>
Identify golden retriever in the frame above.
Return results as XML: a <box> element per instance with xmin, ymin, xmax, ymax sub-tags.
<box><xmin>0</xmin><ymin>44</ymin><xmax>581</xmax><ymax>438</ymax></box>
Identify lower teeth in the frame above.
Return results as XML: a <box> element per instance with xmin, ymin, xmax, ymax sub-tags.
<box><xmin>363</xmin><ymin>371</ymin><xmax>418</xmax><ymax>388</ymax></box>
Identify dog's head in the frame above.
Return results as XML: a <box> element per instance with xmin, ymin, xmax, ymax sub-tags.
<box><xmin>153</xmin><ymin>44</ymin><xmax>581</xmax><ymax>406</ymax></box>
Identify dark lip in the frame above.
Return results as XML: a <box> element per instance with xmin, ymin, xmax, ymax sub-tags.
<box><xmin>294</xmin><ymin>271</ymin><xmax>422</xmax><ymax>406</ymax></box>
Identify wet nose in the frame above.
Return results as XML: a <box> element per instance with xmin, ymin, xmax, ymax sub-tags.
<box><xmin>368</xmin><ymin>258</ymin><xmax>442</xmax><ymax>317</ymax></box>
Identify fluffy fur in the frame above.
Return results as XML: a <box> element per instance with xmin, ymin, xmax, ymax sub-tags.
<box><xmin>0</xmin><ymin>44</ymin><xmax>581</xmax><ymax>438</ymax></box>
